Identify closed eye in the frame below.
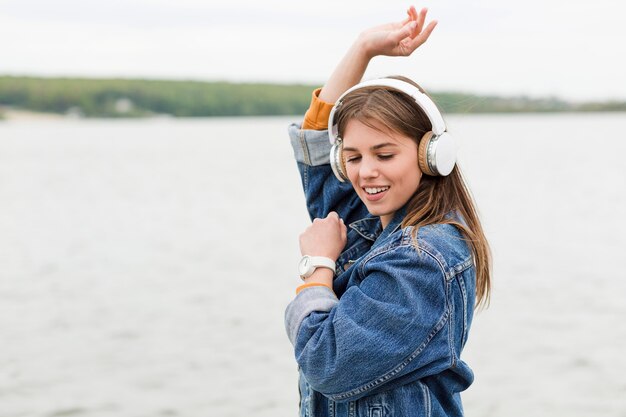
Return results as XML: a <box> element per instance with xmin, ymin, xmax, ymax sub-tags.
<box><xmin>378</xmin><ymin>154</ymin><xmax>394</xmax><ymax>160</ymax></box>
<box><xmin>345</xmin><ymin>155</ymin><xmax>361</xmax><ymax>163</ymax></box>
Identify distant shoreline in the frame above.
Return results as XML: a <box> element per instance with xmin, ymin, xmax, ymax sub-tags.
<box><xmin>3</xmin><ymin>109</ymin><xmax>626</xmax><ymax>123</ymax></box>
<box><xmin>1</xmin><ymin>75</ymin><xmax>625</xmax><ymax>118</ymax></box>
<box><xmin>0</xmin><ymin>108</ymin><xmax>68</xmax><ymax>121</ymax></box>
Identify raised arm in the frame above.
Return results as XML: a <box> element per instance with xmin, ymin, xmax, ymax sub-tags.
<box><xmin>290</xmin><ymin>6</ymin><xmax>437</xmax><ymax>224</ymax></box>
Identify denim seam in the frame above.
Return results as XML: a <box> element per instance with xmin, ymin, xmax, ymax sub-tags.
<box><xmin>447</xmin><ymin>280</ymin><xmax>457</xmax><ymax>368</ymax></box>
<box><xmin>419</xmin><ymin>381</ymin><xmax>432</xmax><ymax>417</ymax></box>
<box><xmin>451</xmin><ymin>257</ymin><xmax>473</xmax><ymax>276</ymax></box>
<box><xmin>299</xmin><ymin>127</ymin><xmax>311</xmax><ymax>166</ymax></box>
<box><xmin>328</xmin><ymin>399</ymin><xmax>335</xmax><ymax>417</ymax></box>
<box><xmin>328</xmin><ymin>308</ymin><xmax>450</xmax><ymax>402</ymax></box>
<box><xmin>348</xmin><ymin>401</ymin><xmax>356</xmax><ymax>417</ymax></box>
<box><xmin>303</xmin><ymin>163</ymin><xmax>309</xmax><ymax>191</ymax></box>
<box><xmin>457</xmin><ymin>275</ymin><xmax>469</xmax><ymax>346</ymax></box>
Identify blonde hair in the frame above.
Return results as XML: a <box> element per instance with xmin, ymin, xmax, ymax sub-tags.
<box><xmin>335</xmin><ymin>76</ymin><xmax>492</xmax><ymax>308</ymax></box>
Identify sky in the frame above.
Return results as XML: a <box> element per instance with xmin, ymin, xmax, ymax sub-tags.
<box><xmin>1</xmin><ymin>0</ymin><xmax>624</xmax><ymax>101</ymax></box>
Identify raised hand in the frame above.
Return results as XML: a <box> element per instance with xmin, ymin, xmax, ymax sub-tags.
<box><xmin>317</xmin><ymin>6</ymin><xmax>438</xmax><ymax>104</ymax></box>
<box><xmin>359</xmin><ymin>6</ymin><xmax>438</xmax><ymax>59</ymax></box>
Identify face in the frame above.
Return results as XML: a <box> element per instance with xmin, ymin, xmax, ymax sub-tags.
<box><xmin>342</xmin><ymin>119</ymin><xmax>422</xmax><ymax>228</ymax></box>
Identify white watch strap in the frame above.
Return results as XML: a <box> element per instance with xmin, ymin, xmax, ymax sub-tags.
<box><xmin>300</xmin><ymin>255</ymin><xmax>336</xmax><ymax>280</ymax></box>
<box><xmin>308</xmin><ymin>256</ymin><xmax>336</xmax><ymax>272</ymax></box>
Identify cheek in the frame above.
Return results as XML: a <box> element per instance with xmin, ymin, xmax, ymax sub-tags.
<box><xmin>346</xmin><ymin>165</ymin><xmax>358</xmax><ymax>184</ymax></box>
<box><xmin>400</xmin><ymin>174</ymin><xmax>421</xmax><ymax>196</ymax></box>
<box><xmin>395</xmin><ymin>158</ymin><xmax>421</xmax><ymax>186</ymax></box>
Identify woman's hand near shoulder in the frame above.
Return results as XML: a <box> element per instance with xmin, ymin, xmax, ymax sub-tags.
<box><xmin>299</xmin><ymin>211</ymin><xmax>347</xmax><ymax>261</ymax></box>
<box><xmin>298</xmin><ymin>212</ymin><xmax>347</xmax><ymax>288</ymax></box>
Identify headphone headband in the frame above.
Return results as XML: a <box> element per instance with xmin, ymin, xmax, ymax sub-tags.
<box><xmin>328</xmin><ymin>78</ymin><xmax>447</xmax><ymax>144</ymax></box>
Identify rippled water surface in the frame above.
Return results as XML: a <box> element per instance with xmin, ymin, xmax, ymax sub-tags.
<box><xmin>1</xmin><ymin>114</ymin><xmax>625</xmax><ymax>417</ymax></box>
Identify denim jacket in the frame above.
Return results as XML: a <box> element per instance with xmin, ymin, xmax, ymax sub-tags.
<box><xmin>284</xmin><ymin>124</ymin><xmax>477</xmax><ymax>417</ymax></box>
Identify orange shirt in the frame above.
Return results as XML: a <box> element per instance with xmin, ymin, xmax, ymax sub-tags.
<box><xmin>302</xmin><ymin>88</ymin><xmax>334</xmax><ymax>130</ymax></box>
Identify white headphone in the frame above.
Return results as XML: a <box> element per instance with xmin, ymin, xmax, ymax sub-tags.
<box><xmin>328</xmin><ymin>78</ymin><xmax>457</xmax><ymax>182</ymax></box>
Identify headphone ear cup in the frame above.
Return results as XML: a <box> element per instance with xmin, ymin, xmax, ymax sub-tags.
<box><xmin>330</xmin><ymin>140</ymin><xmax>350</xmax><ymax>183</ymax></box>
<box><xmin>339</xmin><ymin>148</ymin><xmax>348</xmax><ymax>182</ymax></box>
<box><xmin>418</xmin><ymin>131</ymin><xmax>437</xmax><ymax>176</ymax></box>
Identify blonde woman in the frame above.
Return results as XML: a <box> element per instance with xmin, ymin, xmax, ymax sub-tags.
<box><xmin>285</xmin><ymin>6</ymin><xmax>491</xmax><ymax>416</ymax></box>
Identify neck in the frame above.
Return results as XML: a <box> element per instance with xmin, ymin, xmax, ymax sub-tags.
<box><xmin>380</xmin><ymin>203</ymin><xmax>410</xmax><ymax>231</ymax></box>
<box><xmin>380</xmin><ymin>214</ymin><xmax>393</xmax><ymax>229</ymax></box>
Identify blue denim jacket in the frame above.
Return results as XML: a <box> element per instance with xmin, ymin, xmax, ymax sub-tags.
<box><xmin>284</xmin><ymin>124</ymin><xmax>477</xmax><ymax>417</ymax></box>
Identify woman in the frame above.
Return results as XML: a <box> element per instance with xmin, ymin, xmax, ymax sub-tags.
<box><xmin>284</xmin><ymin>6</ymin><xmax>491</xmax><ymax>417</ymax></box>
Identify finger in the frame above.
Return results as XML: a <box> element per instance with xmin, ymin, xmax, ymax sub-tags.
<box><xmin>408</xmin><ymin>7</ymin><xmax>426</xmax><ymax>39</ymax></box>
<box><xmin>404</xmin><ymin>5</ymin><xmax>418</xmax><ymax>25</ymax></box>
<box><xmin>405</xmin><ymin>6</ymin><xmax>414</xmax><ymax>22</ymax></box>
<box><xmin>404</xmin><ymin>19</ymin><xmax>437</xmax><ymax>51</ymax></box>
<box><xmin>408</xmin><ymin>6</ymin><xmax>418</xmax><ymax>22</ymax></box>
<box><xmin>327</xmin><ymin>211</ymin><xmax>339</xmax><ymax>220</ymax></box>
<box><xmin>389</xmin><ymin>20</ymin><xmax>417</xmax><ymax>45</ymax></box>
<box><xmin>416</xmin><ymin>7</ymin><xmax>427</xmax><ymax>34</ymax></box>
<box><xmin>410</xmin><ymin>7</ymin><xmax>420</xmax><ymax>37</ymax></box>
<box><xmin>415</xmin><ymin>20</ymin><xmax>437</xmax><ymax>45</ymax></box>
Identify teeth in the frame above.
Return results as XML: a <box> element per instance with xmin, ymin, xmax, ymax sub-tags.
<box><xmin>364</xmin><ymin>186</ymin><xmax>389</xmax><ymax>195</ymax></box>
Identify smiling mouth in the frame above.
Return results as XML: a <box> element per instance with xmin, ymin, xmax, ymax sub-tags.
<box><xmin>364</xmin><ymin>186</ymin><xmax>390</xmax><ymax>195</ymax></box>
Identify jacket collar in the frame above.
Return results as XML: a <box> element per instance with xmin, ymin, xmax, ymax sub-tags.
<box><xmin>348</xmin><ymin>205</ymin><xmax>407</xmax><ymax>245</ymax></box>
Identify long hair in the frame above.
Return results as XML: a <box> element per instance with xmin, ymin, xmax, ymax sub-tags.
<box><xmin>335</xmin><ymin>76</ymin><xmax>491</xmax><ymax>308</ymax></box>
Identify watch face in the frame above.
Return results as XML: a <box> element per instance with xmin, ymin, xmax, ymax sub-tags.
<box><xmin>298</xmin><ymin>256</ymin><xmax>311</xmax><ymax>276</ymax></box>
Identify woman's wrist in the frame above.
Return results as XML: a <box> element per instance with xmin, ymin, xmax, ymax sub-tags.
<box><xmin>302</xmin><ymin>267</ymin><xmax>334</xmax><ymax>287</ymax></box>
<box><xmin>354</xmin><ymin>33</ymin><xmax>377</xmax><ymax>61</ymax></box>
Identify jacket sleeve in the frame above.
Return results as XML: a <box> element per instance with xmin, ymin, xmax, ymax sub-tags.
<box><xmin>284</xmin><ymin>243</ymin><xmax>454</xmax><ymax>402</ymax></box>
<box><xmin>288</xmin><ymin>122</ymin><xmax>369</xmax><ymax>224</ymax></box>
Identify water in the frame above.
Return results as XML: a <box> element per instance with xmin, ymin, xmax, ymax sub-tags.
<box><xmin>0</xmin><ymin>114</ymin><xmax>625</xmax><ymax>417</ymax></box>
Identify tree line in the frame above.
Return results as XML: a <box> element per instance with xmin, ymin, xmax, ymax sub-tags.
<box><xmin>1</xmin><ymin>76</ymin><xmax>624</xmax><ymax>118</ymax></box>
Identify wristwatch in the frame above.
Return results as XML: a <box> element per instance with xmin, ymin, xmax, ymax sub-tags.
<box><xmin>298</xmin><ymin>255</ymin><xmax>336</xmax><ymax>279</ymax></box>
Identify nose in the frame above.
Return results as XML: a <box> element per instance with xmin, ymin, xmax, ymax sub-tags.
<box><xmin>359</xmin><ymin>156</ymin><xmax>379</xmax><ymax>179</ymax></box>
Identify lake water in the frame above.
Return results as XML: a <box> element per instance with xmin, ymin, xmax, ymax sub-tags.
<box><xmin>1</xmin><ymin>114</ymin><xmax>625</xmax><ymax>417</ymax></box>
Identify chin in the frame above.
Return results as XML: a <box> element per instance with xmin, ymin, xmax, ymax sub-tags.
<box><xmin>364</xmin><ymin>205</ymin><xmax>391</xmax><ymax>218</ymax></box>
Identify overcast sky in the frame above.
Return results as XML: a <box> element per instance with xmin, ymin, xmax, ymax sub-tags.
<box><xmin>1</xmin><ymin>0</ymin><xmax>624</xmax><ymax>101</ymax></box>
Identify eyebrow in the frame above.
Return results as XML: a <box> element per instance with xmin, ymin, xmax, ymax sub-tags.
<box><xmin>342</xmin><ymin>142</ymin><xmax>399</xmax><ymax>152</ymax></box>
